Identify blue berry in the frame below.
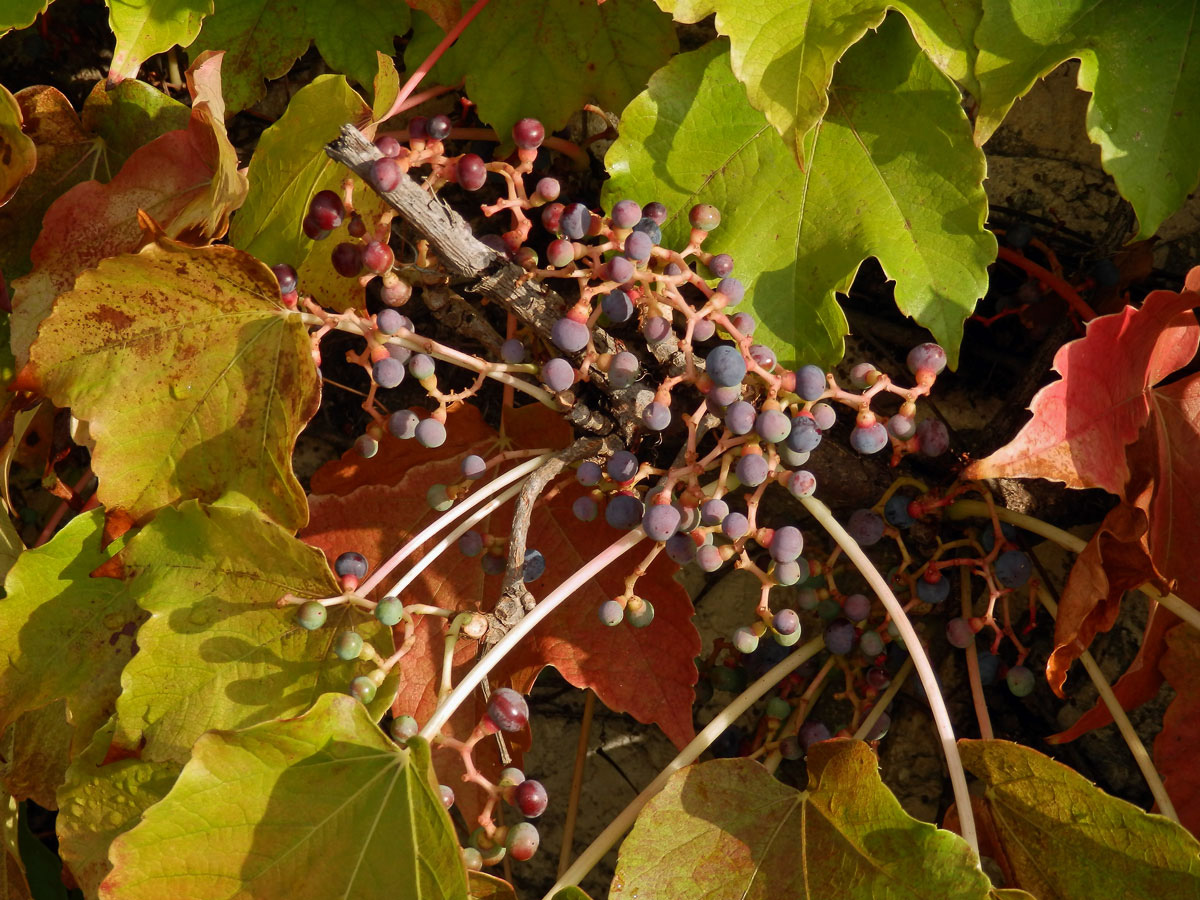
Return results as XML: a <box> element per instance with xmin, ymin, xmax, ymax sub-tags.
<box><xmin>665</xmin><ymin>533</ymin><xmax>696</xmax><ymax>564</ymax></box>
<box><xmin>608</xmin><ymin>351</ymin><xmax>639</xmax><ymax>388</ymax></box>
<box><xmin>415</xmin><ymin>418</ymin><xmax>446</xmax><ymax>448</ymax></box>
<box><xmin>606</xmin><ymin>450</ymin><xmax>639</xmax><ymax>482</ymax></box>
<box><xmin>642</xmin><ymin>504</ymin><xmax>681</xmax><ymax>542</ymax></box>
<box><xmin>552</xmin><ymin>317</ymin><xmax>589</xmax><ymax>353</ymax></box>
<box><xmin>850</xmin><ymin>422</ymin><xmax>889</xmax><ymax>454</ymax></box>
<box><xmin>722</xmin><ymin>512</ymin><xmax>749</xmax><ymax>540</ymax></box>
<box><xmin>605</xmin><ymin>493</ymin><xmax>644</xmax><ymax>529</ymax></box>
<box><xmin>408</xmin><ymin>353</ymin><xmax>436</xmax><ymax>379</ymax></box>
<box><xmin>642</xmin><ymin>401</ymin><xmax>671</xmax><ymax>431</ymax></box>
<box><xmin>794</xmin><ymin>365</ymin><xmax>826</xmax><ymax>401</ymax></box>
<box><xmin>735</xmin><ymin>454</ymin><xmax>768</xmax><ymax>487</ymax></box>
<box><xmin>769</xmin><ymin>526</ymin><xmax>803</xmax><ymax>562</ymax></box>
<box><xmin>632</xmin><ymin>216</ymin><xmax>662</xmax><ymax>243</ymax></box>
<box><xmin>716</xmin><ymin>277</ymin><xmax>744</xmax><ymax>305</ymax></box>
<box><xmin>602</xmin><ymin>289</ymin><xmax>634</xmax><ymax>323</ymax></box>
<box><xmin>541</xmin><ymin>358</ymin><xmax>574</xmax><ymax>391</ymax></box>
<box><xmin>560</xmin><ymin>202</ymin><xmax>590</xmax><ymax>240</ymax></box>
<box><xmin>458</xmin><ymin>530</ymin><xmax>484</xmax><ymax>557</ymax></box>
<box><xmin>706</xmin><ymin>345</ymin><xmax>746</xmax><ymax>387</ymax></box>
<box><xmin>461</xmin><ymin>455</ymin><xmax>486</xmax><ymax>479</ymax></box>
<box><xmin>755</xmin><ymin>409</ymin><xmax>791</xmax><ymax>444</ymax></box>
<box><xmin>388</xmin><ymin>409</ymin><xmax>419</xmax><ymax>439</ymax></box>
<box><xmin>610</xmin><ymin>199</ymin><xmax>641</xmax><ymax>228</ymax></box>
<box><xmin>773</xmin><ymin>608</ymin><xmax>800</xmax><ymax>636</ymax></box>
<box><xmin>700</xmin><ymin>498</ymin><xmax>729</xmax><ymax>526</ymax></box>
<box><xmin>500</xmin><ymin>339</ymin><xmax>526</xmax><ymax>363</ymax></box>
<box><xmin>598</xmin><ymin>599</ymin><xmax>624</xmax><ymax>626</ymax></box>
<box><xmin>724</xmin><ymin>400</ymin><xmax>756</xmax><ymax>435</ymax></box>
<box><xmin>995</xmin><ymin>550</ymin><xmax>1032</xmax><ymax>588</ymax></box>
<box><xmin>577</xmin><ymin>461</ymin><xmax>602</xmax><ymax>486</ymax></box>
<box><xmin>373</xmin><ymin>357</ymin><xmax>405</xmax><ymax>388</ymax></box>
<box><xmin>917</xmin><ymin>574</ymin><xmax>950</xmax><ymax>604</ymax></box>
<box><xmin>788</xmin><ymin>416</ymin><xmax>822</xmax><ymax>452</ymax></box>
<box><xmin>824</xmin><ymin>618</ymin><xmax>856</xmax><ymax>655</ymax></box>
<box><xmin>884</xmin><ymin>494</ymin><xmax>914</xmax><ymax>528</ymax></box>
<box><xmin>572</xmin><ymin>495</ymin><xmax>598</xmax><ymax>522</ymax></box>
<box><xmin>335</xmin><ymin>551</ymin><xmax>368</xmax><ymax>579</ymax></box>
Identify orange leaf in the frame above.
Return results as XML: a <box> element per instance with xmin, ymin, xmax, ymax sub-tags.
<box><xmin>1046</xmin><ymin>503</ymin><xmax>1166</xmax><ymax>697</ymax></box>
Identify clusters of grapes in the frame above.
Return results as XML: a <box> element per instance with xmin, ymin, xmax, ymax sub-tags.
<box><xmin>276</xmin><ymin>113</ymin><xmax>974</xmax><ymax>861</ymax></box>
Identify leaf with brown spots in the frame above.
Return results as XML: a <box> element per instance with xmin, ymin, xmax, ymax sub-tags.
<box><xmin>10</xmin><ymin>53</ymin><xmax>247</xmax><ymax>367</ymax></box>
<box><xmin>23</xmin><ymin>237</ymin><xmax>319</xmax><ymax>529</ymax></box>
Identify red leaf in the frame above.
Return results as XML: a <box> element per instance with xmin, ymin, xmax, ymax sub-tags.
<box><xmin>965</xmin><ymin>280</ymin><xmax>1200</xmax><ymax>492</ymax></box>
<box><xmin>1046</xmin><ymin>503</ymin><xmax>1167</xmax><ymax>697</ymax></box>
<box><xmin>496</xmin><ymin>480</ymin><xmax>699</xmax><ymax>750</ymax></box>
<box><xmin>1048</xmin><ymin>601</ymin><xmax>1176</xmax><ymax>744</ymax></box>
<box><xmin>1127</xmin><ymin>373</ymin><xmax>1200</xmax><ymax>610</ymax></box>
<box><xmin>1154</xmin><ymin>622</ymin><xmax>1200</xmax><ymax>836</ymax></box>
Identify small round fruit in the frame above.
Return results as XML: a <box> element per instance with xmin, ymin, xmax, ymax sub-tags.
<box><xmin>390</xmin><ymin>715</ymin><xmax>419</xmax><ymax>743</ymax></box>
<box><xmin>514</xmin><ymin>779</ymin><xmax>548</xmax><ymax>817</ymax></box>
<box><xmin>375</xmin><ymin>596</ymin><xmax>404</xmax><ymax>626</ymax></box>
<box><xmin>335</xmin><ymin>551</ymin><xmax>368</xmax><ymax>579</ymax></box>
<box><xmin>506</xmin><ymin>822</ymin><xmax>540</xmax><ymax>861</ymax></box>
<box><xmin>349</xmin><ymin>676</ymin><xmax>377</xmax><ymax>703</ymax></box>
<box><xmin>487</xmin><ymin>687</ymin><xmax>529</xmax><ymax>733</ymax></box>
<box><xmin>333</xmin><ymin>631</ymin><xmax>363</xmax><ymax>660</ymax></box>
<box><xmin>512</xmin><ymin>118</ymin><xmax>545</xmax><ymax>149</ymax></box>
<box><xmin>296</xmin><ymin>601</ymin><xmax>327</xmax><ymax>631</ymax></box>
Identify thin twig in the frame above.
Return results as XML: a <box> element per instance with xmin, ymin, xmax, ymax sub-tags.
<box><xmin>557</xmin><ymin>690</ymin><xmax>596</xmax><ymax>879</ymax></box>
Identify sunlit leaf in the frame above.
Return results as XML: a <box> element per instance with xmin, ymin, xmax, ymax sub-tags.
<box><xmin>604</xmin><ymin>19</ymin><xmax>993</xmax><ymax>368</ymax></box>
<box><xmin>102</xmin><ymin>694</ymin><xmax>467</xmax><ymax>900</ymax></box>
<box><xmin>22</xmin><ymin>238</ymin><xmax>318</xmax><ymax>527</ymax></box>
<box><xmin>974</xmin><ymin>0</ymin><xmax>1200</xmax><ymax>238</ymax></box>
<box><xmin>111</xmin><ymin>501</ymin><xmax>396</xmax><ymax>764</ymax></box>
<box><xmin>962</xmin><ymin>739</ymin><xmax>1200</xmax><ymax>897</ymax></box>
<box><xmin>0</xmin><ymin>510</ymin><xmax>140</xmax><ymax>757</ymax></box>
<box><xmin>107</xmin><ymin>0</ymin><xmax>212</xmax><ymax>86</ymax></box>
<box><xmin>612</xmin><ymin>741</ymin><xmax>990</xmax><ymax>899</ymax></box>
<box><xmin>0</xmin><ymin>85</ymin><xmax>36</xmax><ymax>208</ymax></box>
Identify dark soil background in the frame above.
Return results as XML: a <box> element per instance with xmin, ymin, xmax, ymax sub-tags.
<box><xmin>4</xmin><ymin>4</ymin><xmax>1199</xmax><ymax>898</ymax></box>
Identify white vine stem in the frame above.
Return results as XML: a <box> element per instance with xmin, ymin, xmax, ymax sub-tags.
<box><xmin>546</xmin><ymin>636</ymin><xmax>826</xmax><ymax>898</ymax></box>
<box><xmin>1034</xmin><ymin>586</ymin><xmax>1178</xmax><ymax>822</ymax></box>
<box><xmin>799</xmin><ymin>494</ymin><xmax>979</xmax><ymax>858</ymax></box>
<box><xmin>357</xmin><ymin>454</ymin><xmax>549</xmax><ymax>598</ymax></box>
<box><xmin>419</xmin><ymin>529</ymin><xmax>647</xmax><ymax>741</ymax></box>
<box><xmin>947</xmin><ymin>500</ymin><xmax>1200</xmax><ymax>635</ymax></box>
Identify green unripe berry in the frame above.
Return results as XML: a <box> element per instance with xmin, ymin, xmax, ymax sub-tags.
<box><xmin>765</xmin><ymin>696</ymin><xmax>792</xmax><ymax>720</ymax></box>
<box><xmin>333</xmin><ymin>630</ymin><xmax>363</xmax><ymax>660</ymax></box>
<box><xmin>506</xmin><ymin>822</ymin><xmax>540</xmax><ymax>861</ymax></box>
<box><xmin>375</xmin><ymin>596</ymin><xmax>403</xmax><ymax>626</ymax></box>
<box><xmin>296</xmin><ymin>601</ymin><xmax>327</xmax><ymax>631</ymax></box>
<box><xmin>625</xmin><ymin>596</ymin><xmax>655</xmax><ymax>628</ymax></box>
<box><xmin>350</xmin><ymin>676</ymin><xmax>377</xmax><ymax>703</ymax></box>
<box><xmin>389</xmin><ymin>715</ymin><xmax>419</xmax><ymax>743</ymax></box>
<box><xmin>461</xmin><ymin>847</ymin><xmax>484</xmax><ymax>871</ymax></box>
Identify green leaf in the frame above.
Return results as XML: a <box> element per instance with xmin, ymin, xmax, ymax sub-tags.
<box><xmin>960</xmin><ymin>739</ymin><xmax>1200</xmax><ymax>899</ymax></box>
<box><xmin>1</xmin><ymin>701</ymin><xmax>73</xmax><ymax>810</ymax></box>
<box><xmin>102</xmin><ymin>694</ymin><xmax>467</xmax><ymax>900</ymax></box>
<box><xmin>604</xmin><ymin>20</ymin><xmax>994</xmax><ymax>367</ymax></box>
<box><xmin>55</xmin><ymin>718</ymin><xmax>179</xmax><ymax>900</ymax></box>
<box><xmin>111</xmin><ymin>501</ymin><xmax>396</xmax><ymax>764</ymax></box>
<box><xmin>185</xmin><ymin>0</ymin><xmax>311</xmax><ymax>114</ymax></box>
<box><xmin>654</xmin><ymin>1</ymin><xmax>982</xmax><ymax>165</ymax></box>
<box><xmin>78</xmin><ymin>78</ymin><xmax>191</xmax><ymax>176</ymax></box>
<box><xmin>107</xmin><ymin>0</ymin><xmax>213</xmax><ymax>85</ymax></box>
<box><xmin>974</xmin><ymin>0</ymin><xmax>1200</xmax><ymax>239</ymax></box>
<box><xmin>612</xmin><ymin>740</ymin><xmax>990</xmax><ymax>899</ymax></box>
<box><xmin>14</xmin><ymin>802</ymin><xmax>66</xmax><ymax>900</ymax></box>
<box><xmin>0</xmin><ymin>0</ymin><xmax>51</xmax><ymax>34</ymax></box>
<box><xmin>0</xmin><ymin>509</ymin><xmax>140</xmax><ymax>755</ymax></box>
<box><xmin>0</xmin><ymin>85</ymin><xmax>36</xmax><ymax>208</ymax></box>
<box><xmin>23</xmin><ymin>238</ymin><xmax>319</xmax><ymax>528</ymax></box>
<box><xmin>469</xmin><ymin>871</ymin><xmax>518</xmax><ymax>899</ymax></box>
<box><xmin>404</xmin><ymin>0</ymin><xmax>677</xmax><ymax>140</ymax></box>
<box><xmin>187</xmin><ymin>0</ymin><xmax>408</xmax><ymax>114</ymax></box>
<box><xmin>230</xmin><ymin>74</ymin><xmax>371</xmax><ymax>269</ymax></box>
<box><xmin>552</xmin><ymin>889</ymin><xmax>595</xmax><ymax>900</ymax></box>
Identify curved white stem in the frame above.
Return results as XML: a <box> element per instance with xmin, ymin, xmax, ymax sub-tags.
<box><xmin>419</xmin><ymin>529</ymin><xmax>647</xmax><ymax>741</ymax></box>
<box><xmin>545</xmin><ymin>636</ymin><xmax>826</xmax><ymax>898</ymax></box>
<box><xmin>800</xmin><ymin>494</ymin><xmax>979</xmax><ymax>858</ymax></box>
<box><xmin>356</xmin><ymin>454</ymin><xmax>549</xmax><ymax>597</ymax></box>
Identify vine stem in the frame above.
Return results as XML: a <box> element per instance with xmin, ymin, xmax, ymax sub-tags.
<box><xmin>545</xmin><ymin>636</ymin><xmax>826</xmax><ymax>898</ymax></box>
<box><xmin>1035</xmin><ymin>585</ymin><xmax>1179</xmax><ymax>823</ymax></box>
<box><xmin>379</xmin><ymin>0</ymin><xmax>493</xmax><ymax>124</ymax></box>
<box><xmin>419</xmin><ymin>529</ymin><xmax>647</xmax><ymax>741</ymax></box>
<box><xmin>799</xmin><ymin>494</ymin><xmax>979</xmax><ymax>858</ymax></box>
<box><xmin>947</xmin><ymin>500</ymin><xmax>1200</xmax><ymax>635</ymax></box>
<box><xmin>357</xmin><ymin>454</ymin><xmax>549</xmax><ymax>598</ymax></box>
<box><xmin>852</xmin><ymin>657</ymin><xmax>914</xmax><ymax>742</ymax></box>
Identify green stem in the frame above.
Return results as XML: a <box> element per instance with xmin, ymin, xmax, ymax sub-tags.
<box><xmin>800</xmin><ymin>494</ymin><xmax>979</xmax><ymax>858</ymax></box>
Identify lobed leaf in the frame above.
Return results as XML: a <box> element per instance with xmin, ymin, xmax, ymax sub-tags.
<box><xmin>186</xmin><ymin>0</ymin><xmax>409</xmax><ymax>114</ymax></box>
<box><xmin>0</xmin><ymin>0</ymin><xmax>51</xmax><ymax>34</ymax></box>
<box><xmin>0</xmin><ymin>701</ymin><xmax>73</xmax><ymax>811</ymax></box>
<box><xmin>965</xmin><ymin>280</ymin><xmax>1200</xmax><ymax>492</ymax></box>
<box><xmin>77</xmin><ymin>78</ymin><xmax>191</xmax><ymax>177</ymax></box>
<box><xmin>974</xmin><ymin>0</ymin><xmax>1200</xmax><ymax>238</ymax></box>
<box><xmin>612</xmin><ymin>741</ymin><xmax>990</xmax><ymax>899</ymax></box>
<box><xmin>604</xmin><ymin>19</ymin><xmax>993</xmax><ymax>368</ymax></box>
<box><xmin>653</xmin><ymin>0</ymin><xmax>983</xmax><ymax>167</ymax></box>
<box><xmin>110</xmin><ymin>501</ymin><xmax>396</xmax><ymax>764</ymax></box>
<box><xmin>12</xmin><ymin>54</ymin><xmax>246</xmax><ymax>367</ymax></box>
<box><xmin>960</xmin><ymin>739</ymin><xmax>1200</xmax><ymax>898</ymax></box>
<box><xmin>101</xmin><ymin>694</ymin><xmax>467</xmax><ymax>900</ymax></box>
<box><xmin>404</xmin><ymin>0</ymin><xmax>677</xmax><ymax>141</ymax></box>
<box><xmin>0</xmin><ymin>510</ymin><xmax>140</xmax><ymax>758</ymax></box>
<box><xmin>22</xmin><ymin>238</ymin><xmax>318</xmax><ymax>527</ymax></box>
